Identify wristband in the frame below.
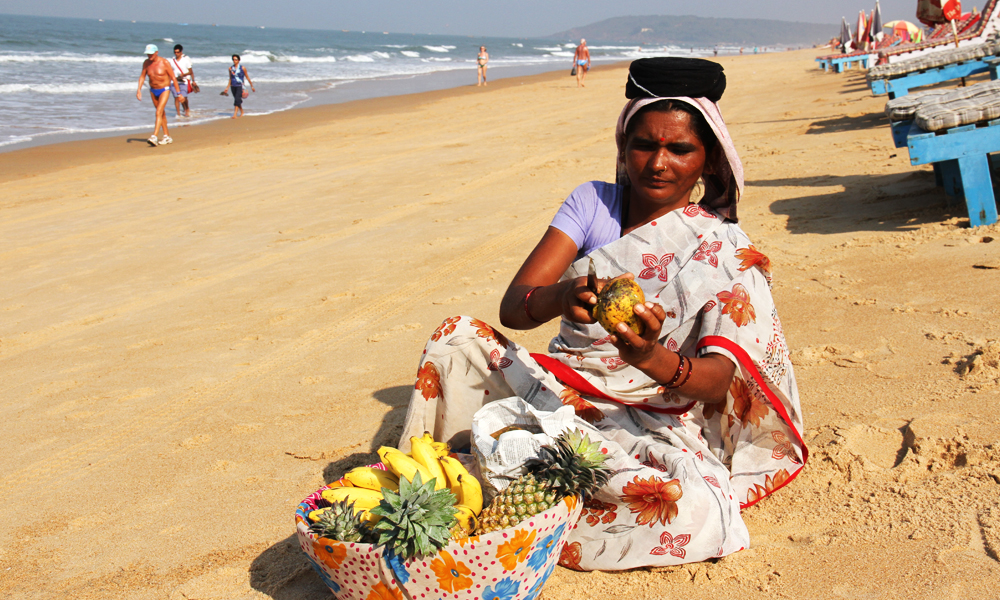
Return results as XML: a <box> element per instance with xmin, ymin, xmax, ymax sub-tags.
<box><xmin>664</xmin><ymin>353</ymin><xmax>687</xmax><ymax>389</ymax></box>
<box><xmin>676</xmin><ymin>356</ymin><xmax>693</xmax><ymax>388</ymax></box>
<box><xmin>524</xmin><ymin>286</ymin><xmax>545</xmax><ymax>324</ymax></box>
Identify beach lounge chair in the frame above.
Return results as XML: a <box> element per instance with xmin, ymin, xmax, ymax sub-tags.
<box><xmin>816</xmin><ymin>0</ymin><xmax>1000</xmax><ymax>72</ymax></box>
<box><xmin>886</xmin><ymin>79</ymin><xmax>1000</xmax><ymax>226</ymax></box>
<box><xmin>867</xmin><ymin>36</ymin><xmax>1000</xmax><ymax>98</ymax></box>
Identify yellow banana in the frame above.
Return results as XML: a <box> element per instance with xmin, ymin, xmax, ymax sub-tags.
<box><xmin>378</xmin><ymin>446</ymin><xmax>435</xmax><ymax>486</ymax></box>
<box><xmin>453</xmin><ymin>504</ymin><xmax>478</xmax><ymax>533</ymax></box>
<box><xmin>321</xmin><ymin>486</ymin><xmax>384</xmax><ymax>511</ymax></box>
<box><xmin>439</xmin><ymin>456</ymin><xmax>484</xmax><ymax>513</ymax></box>
<box><xmin>420</xmin><ymin>431</ymin><xmax>451</xmax><ymax>458</ymax></box>
<box><xmin>308</xmin><ymin>508</ymin><xmax>329</xmax><ymax>523</ymax></box>
<box><xmin>344</xmin><ymin>466</ymin><xmax>400</xmax><ymax>492</ymax></box>
<box><xmin>410</xmin><ymin>436</ymin><xmax>448</xmax><ymax>491</ymax></box>
<box><xmin>438</xmin><ymin>455</ymin><xmax>465</xmax><ymax>500</ymax></box>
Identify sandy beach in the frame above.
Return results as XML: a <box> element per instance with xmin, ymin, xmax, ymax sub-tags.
<box><xmin>2</xmin><ymin>49</ymin><xmax>999</xmax><ymax>599</ymax></box>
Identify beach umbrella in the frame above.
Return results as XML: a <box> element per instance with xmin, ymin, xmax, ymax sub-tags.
<box><xmin>885</xmin><ymin>19</ymin><xmax>921</xmax><ymax>42</ymax></box>
<box><xmin>871</xmin><ymin>0</ymin><xmax>885</xmax><ymax>41</ymax></box>
<box><xmin>917</xmin><ymin>0</ymin><xmax>946</xmax><ymax>27</ymax></box>
<box><xmin>856</xmin><ymin>10</ymin><xmax>870</xmax><ymax>48</ymax></box>
<box><xmin>840</xmin><ymin>17</ymin><xmax>853</xmax><ymax>52</ymax></box>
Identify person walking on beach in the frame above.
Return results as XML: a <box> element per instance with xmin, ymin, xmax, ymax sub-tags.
<box><xmin>170</xmin><ymin>44</ymin><xmax>197</xmax><ymax>118</ymax></box>
<box><xmin>221</xmin><ymin>54</ymin><xmax>254</xmax><ymax>118</ymax></box>
<box><xmin>135</xmin><ymin>44</ymin><xmax>179</xmax><ymax>146</ymax></box>
<box><xmin>574</xmin><ymin>39</ymin><xmax>591</xmax><ymax>87</ymax></box>
<box><xmin>477</xmin><ymin>46</ymin><xmax>489</xmax><ymax>86</ymax></box>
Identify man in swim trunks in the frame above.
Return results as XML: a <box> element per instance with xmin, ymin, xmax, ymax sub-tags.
<box><xmin>170</xmin><ymin>44</ymin><xmax>196</xmax><ymax>118</ymax></box>
<box><xmin>574</xmin><ymin>39</ymin><xmax>591</xmax><ymax>88</ymax></box>
<box><xmin>136</xmin><ymin>44</ymin><xmax>179</xmax><ymax>146</ymax></box>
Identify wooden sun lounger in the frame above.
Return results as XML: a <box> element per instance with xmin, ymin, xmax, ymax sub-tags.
<box><xmin>815</xmin><ymin>54</ymin><xmax>873</xmax><ymax>73</ymax></box>
<box><xmin>904</xmin><ymin>120</ymin><xmax>1000</xmax><ymax>227</ymax></box>
<box><xmin>870</xmin><ymin>57</ymin><xmax>999</xmax><ymax>99</ymax></box>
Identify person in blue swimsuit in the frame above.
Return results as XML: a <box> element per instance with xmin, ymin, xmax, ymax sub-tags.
<box><xmin>220</xmin><ymin>54</ymin><xmax>255</xmax><ymax>118</ymax></box>
<box><xmin>574</xmin><ymin>39</ymin><xmax>591</xmax><ymax>88</ymax></box>
<box><xmin>136</xmin><ymin>44</ymin><xmax>180</xmax><ymax>146</ymax></box>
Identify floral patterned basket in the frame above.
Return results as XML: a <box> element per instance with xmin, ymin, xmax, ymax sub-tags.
<box><xmin>295</xmin><ymin>484</ymin><xmax>583</xmax><ymax>600</ymax></box>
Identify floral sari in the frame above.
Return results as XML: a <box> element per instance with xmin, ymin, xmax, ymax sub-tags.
<box><xmin>399</xmin><ymin>202</ymin><xmax>806</xmax><ymax>570</ymax></box>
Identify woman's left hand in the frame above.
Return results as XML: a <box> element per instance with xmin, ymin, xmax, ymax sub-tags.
<box><xmin>608</xmin><ymin>301</ymin><xmax>666</xmax><ymax>369</ymax></box>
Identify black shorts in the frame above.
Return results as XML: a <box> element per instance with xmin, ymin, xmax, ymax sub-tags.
<box><xmin>232</xmin><ymin>85</ymin><xmax>243</xmax><ymax>107</ymax></box>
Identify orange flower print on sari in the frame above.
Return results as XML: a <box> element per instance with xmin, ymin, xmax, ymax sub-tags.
<box><xmin>745</xmin><ymin>469</ymin><xmax>791</xmax><ymax>504</ymax></box>
<box><xmin>430</xmin><ymin>316</ymin><xmax>461</xmax><ymax>341</ymax></box>
<box><xmin>365</xmin><ymin>582</ymin><xmax>404</xmax><ymax>600</ymax></box>
<box><xmin>415</xmin><ymin>361</ymin><xmax>442</xmax><ymax>400</ymax></box>
<box><xmin>735</xmin><ymin>245</ymin><xmax>771</xmax><ymax>274</ymax></box>
<box><xmin>312</xmin><ymin>538</ymin><xmax>347</xmax><ymax>570</ymax></box>
<box><xmin>559</xmin><ymin>387</ymin><xmax>605</xmax><ymax>424</ymax></box>
<box><xmin>620</xmin><ymin>475</ymin><xmax>683</xmax><ymax>527</ymax></box>
<box><xmin>496</xmin><ymin>528</ymin><xmax>537</xmax><ymax>570</ymax></box>
<box><xmin>729</xmin><ymin>377</ymin><xmax>768</xmax><ymax>428</ymax></box>
<box><xmin>430</xmin><ymin>551</ymin><xmax>473</xmax><ymax>593</ymax></box>
<box><xmin>559</xmin><ymin>541</ymin><xmax>583</xmax><ymax>570</ymax></box>
<box><xmin>469</xmin><ymin>318</ymin><xmax>510</xmax><ymax>349</ymax></box>
<box><xmin>581</xmin><ymin>499</ymin><xmax>618</xmax><ymax>526</ymax></box>
<box><xmin>717</xmin><ymin>283</ymin><xmax>756</xmax><ymax>327</ymax></box>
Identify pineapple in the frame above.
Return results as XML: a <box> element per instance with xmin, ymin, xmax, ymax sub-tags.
<box><xmin>369</xmin><ymin>471</ymin><xmax>457</xmax><ymax>560</ymax></box>
<box><xmin>310</xmin><ymin>499</ymin><xmax>371</xmax><ymax>543</ymax></box>
<box><xmin>477</xmin><ymin>429</ymin><xmax>610</xmax><ymax>534</ymax></box>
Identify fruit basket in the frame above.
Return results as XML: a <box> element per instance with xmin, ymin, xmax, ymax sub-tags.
<box><xmin>295</xmin><ymin>483</ymin><xmax>582</xmax><ymax>600</ymax></box>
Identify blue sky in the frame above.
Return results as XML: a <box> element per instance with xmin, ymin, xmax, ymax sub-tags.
<box><xmin>0</xmin><ymin>1</ymin><xmax>953</xmax><ymax>37</ymax></box>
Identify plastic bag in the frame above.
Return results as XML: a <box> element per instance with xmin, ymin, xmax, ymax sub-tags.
<box><xmin>471</xmin><ymin>396</ymin><xmax>591</xmax><ymax>500</ymax></box>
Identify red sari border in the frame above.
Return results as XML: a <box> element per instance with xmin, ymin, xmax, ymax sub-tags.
<box><xmin>530</xmin><ymin>353</ymin><xmax>697</xmax><ymax>415</ymax></box>
<box><xmin>697</xmin><ymin>335</ymin><xmax>809</xmax><ymax>508</ymax></box>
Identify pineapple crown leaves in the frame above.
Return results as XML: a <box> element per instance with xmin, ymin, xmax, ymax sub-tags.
<box><xmin>310</xmin><ymin>499</ymin><xmax>370</xmax><ymax>543</ymax></box>
<box><xmin>370</xmin><ymin>471</ymin><xmax>458</xmax><ymax>560</ymax></box>
<box><xmin>525</xmin><ymin>428</ymin><xmax>611</xmax><ymax>501</ymax></box>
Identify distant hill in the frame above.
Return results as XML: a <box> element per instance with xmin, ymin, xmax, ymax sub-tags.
<box><xmin>550</xmin><ymin>15</ymin><xmax>836</xmax><ymax>47</ymax></box>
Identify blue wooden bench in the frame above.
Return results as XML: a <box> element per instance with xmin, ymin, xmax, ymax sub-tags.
<box><xmin>904</xmin><ymin>120</ymin><xmax>1000</xmax><ymax>226</ymax></box>
<box><xmin>816</xmin><ymin>54</ymin><xmax>872</xmax><ymax>73</ymax></box>
<box><xmin>870</xmin><ymin>56</ymin><xmax>1000</xmax><ymax>99</ymax></box>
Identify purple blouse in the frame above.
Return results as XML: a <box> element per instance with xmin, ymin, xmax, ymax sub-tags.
<box><xmin>549</xmin><ymin>181</ymin><xmax>625</xmax><ymax>257</ymax></box>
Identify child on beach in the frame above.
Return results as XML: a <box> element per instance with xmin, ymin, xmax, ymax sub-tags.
<box><xmin>221</xmin><ymin>54</ymin><xmax>255</xmax><ymax>118</ymax></box>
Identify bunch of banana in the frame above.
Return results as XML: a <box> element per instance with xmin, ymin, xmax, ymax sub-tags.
<box><xmin>377</xmin><ymin>432</ymin><xmax>484</xmax><ymax>539</ymax></box>
<box><xmin>308</xmin><ymin>467</ymin><xmax>401</xmax><ymax>524</ymax></box>
<box><xmin>309</xmin><ymin>432</ymin><xmax>485</xmax><ymax>540</ymax></box>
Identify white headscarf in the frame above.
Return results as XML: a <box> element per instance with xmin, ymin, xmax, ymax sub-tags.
<box><xmin>614</xmin><ymin>95</ymin><xmax>745</xmax><ymax>222</ymax></box>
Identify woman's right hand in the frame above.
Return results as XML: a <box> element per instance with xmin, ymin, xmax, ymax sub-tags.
<box><xmin>559</xmin><ymin>276</ymin><xmax>598</xmax><ymax>325</ymax></box>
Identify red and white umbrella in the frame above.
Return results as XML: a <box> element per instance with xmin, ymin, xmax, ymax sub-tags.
<box><xmin>856</xmin><ymin>10</ymin><xmax>870</xmax><ymax>47</ymax></box>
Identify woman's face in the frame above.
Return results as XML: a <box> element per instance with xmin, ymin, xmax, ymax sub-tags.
<box><xmin>624</xmin><ymin>109</ymin><xmax>708</xmax><ymax>210</ymax></box>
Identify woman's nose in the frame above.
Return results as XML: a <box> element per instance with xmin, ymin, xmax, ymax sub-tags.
<box><xmin>651</xmin><ymin>149</ymin><xmax>669</xmax><ymax>172</ymax></box>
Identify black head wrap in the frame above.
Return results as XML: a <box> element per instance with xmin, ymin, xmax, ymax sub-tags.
<box><xmin>625</xmin><ymin>57</ymin><xmax>726</xmax><ymax>102</ymax></box>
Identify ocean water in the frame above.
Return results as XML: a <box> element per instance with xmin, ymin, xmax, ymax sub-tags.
<box><xmin>0</xmin><ymin>14</ymin><xmax>720</xmax><ymax>150</ymax></box>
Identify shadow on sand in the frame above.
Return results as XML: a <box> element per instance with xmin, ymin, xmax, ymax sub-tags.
<box><xmin>805</xmin><ymin>110</ymin><xmax>889</xmax><ymax>134</ymax></box>
<box><xmin>249</xmin><ymin>384</ymin><xmax>414</xmax><ymax>599</ymax></box>
<box><xmin>757</xmin><ymin>170</ymin><xmax>967</xmax><ymax>235</ymax></box>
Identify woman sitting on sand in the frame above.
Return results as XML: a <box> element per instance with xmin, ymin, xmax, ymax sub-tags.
<box><xmin>399</xmin><ymin>57</ymin><xmax>806</xmax><ymax>569</ymax></box>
